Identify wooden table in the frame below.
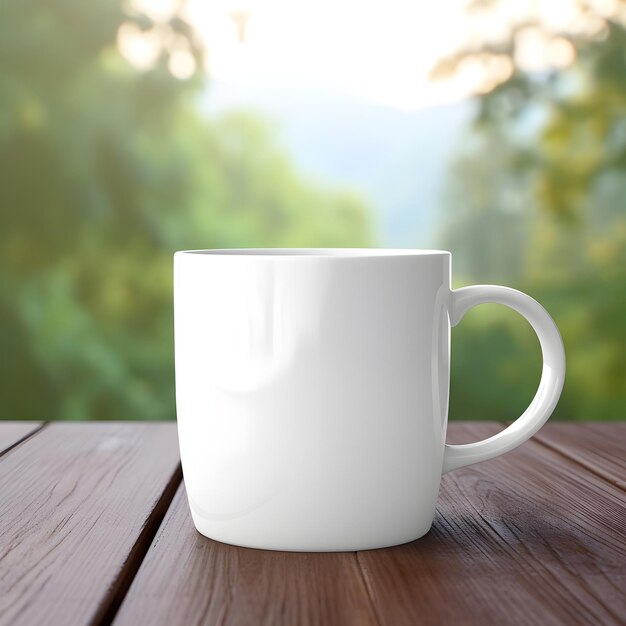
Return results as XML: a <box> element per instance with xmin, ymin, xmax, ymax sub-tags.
<box><xmin>0</xmin><ymin>422</ymin><xmax>624</xmax><ymax>626</ymax></box>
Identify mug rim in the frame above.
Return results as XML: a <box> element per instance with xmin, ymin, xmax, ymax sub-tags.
<box><xmin>176</xmin><ymin>248</ymin><xmax>451</xmax><ymax>258</ymax></box>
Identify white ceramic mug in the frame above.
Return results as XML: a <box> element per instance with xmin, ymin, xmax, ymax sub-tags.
<box><xmin>174</xmin><ymin>249</ymin><xmax>565</xmax><ymax>552</ymax></box>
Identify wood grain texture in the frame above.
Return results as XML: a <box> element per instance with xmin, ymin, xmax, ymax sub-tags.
<box><xmin>0</xmin><ymin>422</ymin><xmax>43</xmax><ymax>456</ymax></box>
<box><xmin>357</xmin><ymin>423</ymin><xmax>626</xmax><ymax>626</ymax></box>
<box><xmin>0</xmin><ymin>422</ymin><xmax>181</xmax><ymax>626</ymax></box>
<box><xmin>113</xmin><ymin>485</ymin><xmax>379</xmax><ymax>626</ymax></box>
<box><xmin>2</xmin><ymin>422</ymin><xmax>624</xmax><ymax>626</ymax></box>
<box><xmin>535</xmin><ymin>422</ymin><xmax>626</xmax><ymax>489</ymax></box>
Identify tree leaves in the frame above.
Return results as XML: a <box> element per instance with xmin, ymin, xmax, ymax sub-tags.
<box><xmin>0</xmin><ymin>1</ymin><xmax>372</xmax><ymax>420</ymax></box>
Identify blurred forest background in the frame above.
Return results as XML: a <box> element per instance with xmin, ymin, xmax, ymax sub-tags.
<box><xmin>1</xmin><ymin>0</ymin><xmax>624</xmax><ymax>421</ymax></box>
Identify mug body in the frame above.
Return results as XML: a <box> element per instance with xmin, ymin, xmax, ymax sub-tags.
<box><xmin>174</xmin><ymin>249</ymin><xmax>451</xmax><ymax>551</ymax></box>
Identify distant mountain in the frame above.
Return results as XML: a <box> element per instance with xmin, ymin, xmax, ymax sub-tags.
<box><xmin>200</xmin><ymin>79</ymin><xmax>475</xmax><ymax>246</ymax></box>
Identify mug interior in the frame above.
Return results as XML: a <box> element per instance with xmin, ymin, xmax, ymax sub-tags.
<box><xmin>181</xmin><ymin>248</ymin><xmax>450</xmax><ymax>257</ymax></box>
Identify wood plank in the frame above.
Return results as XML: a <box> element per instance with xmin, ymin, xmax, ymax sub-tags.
<box><xmin>113</xmin><ymin>485</ymin><xmax>379</xmax><ymax>626</ymax></box>
<box><xmin>0</xmin><ymin>422</ymin><xmax>181</xmax><ymax>626</ymax></box>
<box><xmin>357</xmin><ymin>423</ymin><xmax>626</xmax><ymax>626</ymax></box>
<box><xmin>0</xmin><ymin>422</ymin><xmax>43</xmax><ymax>457</ymax></box>
<box><xmin>534</xmin><ymin>422</ymin><xmax>626</xmax><ymax>490</ymax></box>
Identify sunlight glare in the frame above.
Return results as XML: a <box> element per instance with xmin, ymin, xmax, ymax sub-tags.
<box><xmin>185</xmin><ymin>0</ymin><xmax>471</xmax><ymax>110</ymax></box>
<box><xmin>118</xmin><ymin>22</ymin><xmax>162</xmax><ymax>69</ymax></box>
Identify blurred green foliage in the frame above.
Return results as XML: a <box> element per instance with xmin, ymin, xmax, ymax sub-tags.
<box><xmin>441</xmin><ymin>1</ymin><xmax>626</xmax><ymax>420</ymax></box>
<box><xmin>1</xmin><ymin>0</ymin><xmax>623</xmax><ymax>422</ymax></box>
<box><xmin>0</xmin><ymin>0</ymin><xmax>371</xmax><ymax>420</ymax></box>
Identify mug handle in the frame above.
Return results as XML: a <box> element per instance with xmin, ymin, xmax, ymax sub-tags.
<box><xmin>443</xmin><ymin>285</ymin><xmax>566</xmax><ymax>474</ymax></box>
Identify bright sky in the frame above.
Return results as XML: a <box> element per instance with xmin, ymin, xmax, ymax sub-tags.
<box><xmin>184</xmin><ymin>0</ymin><xmax>475</xmax><ymax>110</ymax></box>
<box><xmin>122</xmin><ymin>0</ymin><xmax>585</xmax><ymax>111</ymax></box>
